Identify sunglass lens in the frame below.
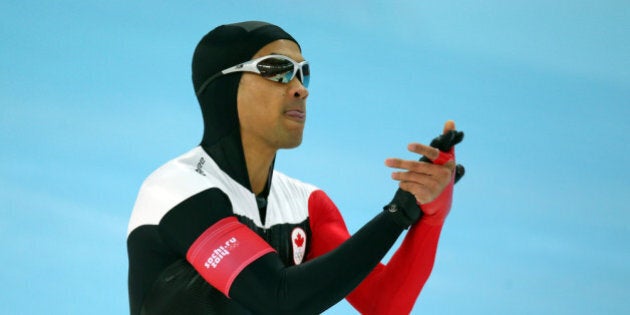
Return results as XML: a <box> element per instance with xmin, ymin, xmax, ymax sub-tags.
<box><xmin>300</xmin><ymin>63</ymin><xmax>310</xmax><ymax>87</ymax></box>
<box><xmin>256</xmin><ymin>58</ymin><xmax>294</xmax><ymax>83</ymax></box>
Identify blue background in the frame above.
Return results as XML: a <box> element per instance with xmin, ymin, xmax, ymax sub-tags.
<box><xmin>1</xmin><ymin>1</ymin><xmax>628</xmax><ymax>314</ymax></box>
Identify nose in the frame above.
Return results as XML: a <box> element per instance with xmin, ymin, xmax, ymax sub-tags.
<box><xmin>288</xmin><ymin>78</ymin><xmax>309</xmax><ymax>99</ymax></box>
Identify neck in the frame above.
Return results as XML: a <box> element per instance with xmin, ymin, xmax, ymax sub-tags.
<box><xmin>241</xmin><ymin>137</ymin><xmax>276</xmax><ymax>195</ymax></box>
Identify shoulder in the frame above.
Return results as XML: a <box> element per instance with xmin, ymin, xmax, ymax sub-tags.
<box><xmin>263</xmin><ymin>171</ymin><xmax>322</xmax><ymax>226</ymax></box>
<box><xmin>127</xmin><ymin>147</ymin><xmax>226</xmax><ymax>235</ymax></box>
<box><xmin>271</xmin><ymin>170</ymin><xmax>319</xmax><ymax>197</ymax></box>
<box><xmin>271</xmin><ymin>171</ymin><xmax>335</xmax><ymax>207</ymax></box>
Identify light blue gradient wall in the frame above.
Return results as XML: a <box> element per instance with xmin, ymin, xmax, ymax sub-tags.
<box><xmin>1</xmin><ymin>1</ymin><xmax>628</xmax><ymax>314</ymax></box>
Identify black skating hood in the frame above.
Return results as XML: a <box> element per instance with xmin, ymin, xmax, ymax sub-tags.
<box><xmin>192</xmin><ymin>21</ymin><xmax>299</xmax><ymax>193</ymax></box>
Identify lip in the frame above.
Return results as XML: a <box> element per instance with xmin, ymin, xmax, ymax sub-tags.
<box><xmin>284</xmin><ymin>108</ymin><xmax>306</xmax><ymax>122</ymax></box>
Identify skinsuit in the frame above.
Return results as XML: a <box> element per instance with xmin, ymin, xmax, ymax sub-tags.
<box><xmin>127</xmin><ymin>21</ymin><xmax>464</xmax><ymax>315</ymax></box>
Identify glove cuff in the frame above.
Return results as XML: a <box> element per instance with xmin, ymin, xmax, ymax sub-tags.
<box><xmin>384</xmin><ymin>189</ymin><xmax>422</xmax><ymax>228</ymax></box>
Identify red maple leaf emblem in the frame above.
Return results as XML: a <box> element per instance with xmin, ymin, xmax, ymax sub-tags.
<box><xmin>294</xmin><ymin>233</ymin><xmax>304</xmax><ymax>247</ymax></box>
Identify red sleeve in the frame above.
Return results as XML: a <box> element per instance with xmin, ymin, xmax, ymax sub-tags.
<box><xmin>307</xmin><ymin>190</ymin><xmax>444</xmax><ymax>314</ymax></box>
<box><xmin>306</xmin><ymin>190</ymin><xmax>352</xmax><ymax>259</ymax></box>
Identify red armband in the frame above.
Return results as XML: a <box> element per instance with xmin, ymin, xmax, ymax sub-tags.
<box><xmin>186</xmin><ymin>217</ymin><xmax>275</xmax><ymax>297</ymax></box>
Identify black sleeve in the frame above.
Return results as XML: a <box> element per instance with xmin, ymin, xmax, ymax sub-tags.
<box><xmin>231</xmin><ymin>211</ymin><xmax>403</xmax><ymax>315</ymax></box>
<box><xmin>158</xmin><ymin>188</ymin><xmax>234</xmax><ymax>255</ymax></box>
<box><xmin>159</xmin><ymin>188</ymin><xmax>405</xmax><ymax>315</ymax></box>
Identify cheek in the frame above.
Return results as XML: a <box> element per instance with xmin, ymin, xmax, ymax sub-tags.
<box><xmin>237</xmin><ymin>75</ymin><xmax>284</xmax><ymax>117</ymax></box>
<box><xmin>237</xmin><ymin>78</ymin><xmax>259</xmax><ymax>119</ymax></box>
<box><xmin>237</xmin><ymin>78</ymin><xmax>276</xmax><ymax>127</ymax></box>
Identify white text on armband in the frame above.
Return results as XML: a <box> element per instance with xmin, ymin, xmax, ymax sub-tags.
<box><xmin>204</xmin><ymin>237</ymin><xmax>239</xmax><ymax>269</ymax></box>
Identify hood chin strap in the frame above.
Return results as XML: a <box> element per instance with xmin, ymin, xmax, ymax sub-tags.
<box><xmin>201</xmin><ymin>129</ymin><xmax>275</xmax><ymax>199</ymax></box>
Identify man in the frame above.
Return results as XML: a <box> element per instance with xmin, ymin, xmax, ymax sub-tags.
<box><xmin>127</xmin><ymin>21</ymin><xmax>464</xmax><ymax>314</ymax></box>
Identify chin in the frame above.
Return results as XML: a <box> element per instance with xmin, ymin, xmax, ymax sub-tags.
<box><xmin>280</xmin><ymin>135</ymin><xmax>303</xmax><ymax>149</ymax></box>
<box><xmin>284</xmin><ymin>139</ymin><xmax>303</xmax><ymax>149</ymax></box>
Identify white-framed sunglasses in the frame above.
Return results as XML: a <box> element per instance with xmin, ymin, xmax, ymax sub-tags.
<box><xmin>196</xmin><ymin>54</ymin><xmax>310</xmax><ymax>96</ymax></box>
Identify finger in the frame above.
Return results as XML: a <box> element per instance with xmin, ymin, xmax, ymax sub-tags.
<box><xmin>386</xmin><ymin>158</ymin><xmax>436</xmax><ymax>173</ymax></box>
<box><xmin>391</xmin><ymin>170</ymin><xmax>443</xmax><ymax>184</ymax></box>
<box><xmin>443</xmin><ymin>120</ymin><xmax>456</xmax><ymax>134</ymax></box>
<box><xmin>454</xmin><ymin>164</ymin><xmax>465</xmax><ymax>183</ymax></box>
<box><xmin>429</xmin><ymin>130</ymin><xmax>464</xmax><ymax>152</ymax></box>
<box><xmin>407</xmin><ymin>143</ymin><xmax>440</xmax><ymax>160</ymax></box>
<box><xmin>444</xmin><ymin>160</ymin><xmax>456</xmax><ymax>172</ymax></box>
<box><xmin>391</xmin><ymin>163</ymin><xmax>453</xmax><ymax>183</ymax></box>
<box><xmin>452</xmin><ymin>131</ymin><xmax>464</xmax><ymax>146</ymax></box>
<box><xmin>429</xmin><ymin>130</ymin><xmax>456</xmax><ymax>151</ymax></box>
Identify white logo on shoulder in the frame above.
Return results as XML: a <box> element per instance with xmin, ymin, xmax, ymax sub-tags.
<box><xmin>291</xmin><ymin>227</ymin><xmax>307</xmax><ymax>265</ymax></box>
<box><xmin>195</xmin><ymin>157</ymin><xmax>206</xmax><ymax>176</ymax></box>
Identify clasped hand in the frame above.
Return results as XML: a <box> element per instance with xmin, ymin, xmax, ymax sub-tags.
<box><xmin>385</xmin><ymin>121</ymin><xmax>460</xmax><ymax>207</ymax></box>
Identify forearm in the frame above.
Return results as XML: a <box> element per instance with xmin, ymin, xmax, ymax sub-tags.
<box><xmin>350</xmin><ymin>129</ymin><xmax>463</xmax><ymax>313</ymax></box>
<box><xmin>345</xmin><ymin>219</ymin><xmax>443</xmax><ymax>314</ymax></box>
<box><xmin>229</xmin><ymin>211</ymin><xmax>404</xmax><ymax>314</ymax></box>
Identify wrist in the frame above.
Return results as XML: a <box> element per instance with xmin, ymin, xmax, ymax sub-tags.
<box><xmin>384</xmin><ymin>189</ymin><xmax>422</xmax><ymax>228</ymax></box>
<box><xmin>419</xmin><ymin>178</ymin><xmax>454</xmax><ymax>226</ymax></box>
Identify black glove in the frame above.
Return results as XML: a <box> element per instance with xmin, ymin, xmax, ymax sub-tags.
<box><xmin>384</xmin><ymin>130</ymin><xmax>465</xmax><ymax>228</ymax></box>
<box><xmin>420</xmin><ymin>130</ymin><xmax>465</xmax><ymax>183</ymax></box>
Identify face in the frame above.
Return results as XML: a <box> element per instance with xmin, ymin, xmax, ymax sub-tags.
<box><xmin>237</xmin><ymin>39</ymin><xmax>309</xmax><ymax>152</ymax></box>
